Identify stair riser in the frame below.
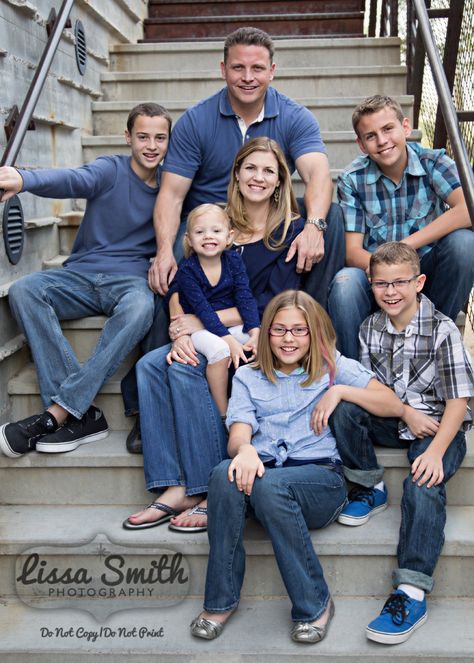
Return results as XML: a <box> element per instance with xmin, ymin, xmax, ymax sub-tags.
<box><xmin>1</xmin><ymin>465</ymin><xmax>473</xmax><ymax>506</ymax></box>
<box><xmin>100</xmin><ymin>71</ymin><xmax>406</xmax><ymax>102</ymax></box>
<box><xmin>92</xmin><ymin>99</ymin><xmax>412</xmax><ymax>134</ymax></box>
<box><xmin>0</xmin><ymin>548</ymin><xmax>471</xmax><ymax>600</ymax></box>
<box><xmin>148</xmin><ymin>1</ymin><xmax>364</xmax><ymax>19</ymax></box>
<box><xmin>143</xmin><ymin>18</ymin><xmax>364</xmax><ymax>41</ymax></box>
<box><xmin>110</xmin><ymin>43</ymin><xmax>401</xmax><ymax>72</ymax></box>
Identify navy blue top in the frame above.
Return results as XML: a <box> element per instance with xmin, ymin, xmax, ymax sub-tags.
<box><xmin>162</xmin><ymin>87</ymin><xmax>326</xmax><ymax>220</ymax></box>
<box><xmin>19</xmin><ymin>155</ymin><xmax>160</xmax><ymax>278</ymax></box>
<box><xmin>176</xmin><ymin>251</ymin><xmax>260</xmax><ymax>337</ymax></box>
<box><xmin>234</xmin><ymin>217</ymin><xmax>305</xmax><ymax>316</ymax></box>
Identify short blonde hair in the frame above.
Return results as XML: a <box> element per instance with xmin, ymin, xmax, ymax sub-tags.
<box><xmin>352</xmin><ymin>95</ymin><xmax>404</xmax><ymax>137</ymax></box>
<box><xmin>254</xmin><ymin>290</ymin><xmax>337</xmax><ymax>387</ymax></box>
<box><xmin>183</xmin><ymin>203</ymin><xmax>231</xmax><ymax>258</ymax></box>
<box><xmin>369</xmin><ymin>242</ymin><xmax>420</xmax><ymax>277</ymax></box>
<box><xmin>226</xmin><ymin>137</ymin><xmax>300</xmax><ymax>251</ymax></box>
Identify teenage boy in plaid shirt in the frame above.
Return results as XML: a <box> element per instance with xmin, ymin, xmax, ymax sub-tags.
<box><xmin>329</xmin><ymin>242</ymin><xmax>474</xmax><ymax>645</ymax></box>
<box><xmin>328</xmin><ymin>94</ymin><xmax>474</xmax><ymax>359</ymax></box>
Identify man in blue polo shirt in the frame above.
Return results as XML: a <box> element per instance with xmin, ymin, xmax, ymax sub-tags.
<box><xmin>149</xmin><ymin>27</ymin><xmax>343</xmax><ymax>302</ymax></box>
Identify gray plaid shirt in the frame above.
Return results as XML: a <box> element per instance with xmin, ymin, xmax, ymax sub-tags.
<box><xmin>359</xmin><ymin>294</ymin><xmax>474</xmax><ymax>440</ymax></box>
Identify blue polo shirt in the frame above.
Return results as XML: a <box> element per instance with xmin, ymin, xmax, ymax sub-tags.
<box><xmin>162</xmin><ymin>87</ymin><xmax>326</xmax><ymax>219</ymax></box>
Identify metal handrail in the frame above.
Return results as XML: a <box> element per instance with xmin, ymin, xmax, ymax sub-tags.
<box><xmin>411</xmin><ymin>0</ymin><xmax>474</xmax><ymax>227</ymax></box>
<box><xmin>0</xmin><ymin>0</ymin><xmax>75</xmax><ymax>169</ymax></box>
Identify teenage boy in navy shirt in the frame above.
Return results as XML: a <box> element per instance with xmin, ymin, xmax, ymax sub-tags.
<box><xmin>330</xmin><ymin>242</ymin><xmax>474</xmax><ymax>644</ymax></box>
<box><xmin>0</xmin><ymin>103</ymin><xmax>171</xmax><ymax>456</ymax></box>
<box><xmin>328</xmin><ymin>94</ymin><xmax>474</xmax><ymax>359</ymax></box>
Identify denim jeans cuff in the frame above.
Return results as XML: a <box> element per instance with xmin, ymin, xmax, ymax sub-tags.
<box><xmin>146</xmin><ymin>480</ymin><xmax>184</xmax><ymax>492</ymax></box>
<box><xmin>51</xmin><ymin>396</ymin><xmax>82</xmax><ymax>420</ymax></box>
<box><xmin>186</xmin><ymin>485</ymin><xmax>209</xmax><ymax>497</ymax></box>
<box><xmin>392</xmin><ymin>568</ymin><xmax>434</xmax><ymax>594</ymax></box>
<box><xmin>203</xmin><ymin>600</ymin><xmax>239</xmax><ymax>613</ymax></box>
<box><xmin>343</xmin><ymin>465</ymin><xmax>384</xmax><ymax>488</ymax></box>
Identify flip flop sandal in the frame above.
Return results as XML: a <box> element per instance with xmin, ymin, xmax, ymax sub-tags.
<box><xmin>168</xmin><ymin>505</ymin><xmax>208</xmax><ymax>533</ymax></box>
<box><xmin>122</xmin><ymin>501</ymin><xmax>180</xmax><ymax>530</ymax></box>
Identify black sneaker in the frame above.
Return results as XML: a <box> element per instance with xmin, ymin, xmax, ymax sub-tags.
<box><xmin>0</xmin><ymin>412</ymin><xmax>59</xmax><ymax>457</ymax></box>
<box><xmin>36</xmin><ymin>406</ymin><xmax>108</xmax><ymax>453</ymax></box>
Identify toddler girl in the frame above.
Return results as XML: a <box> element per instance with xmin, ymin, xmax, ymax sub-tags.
<box><xmin>169</xmin><ymin>203</ymin><xmax>260</xmax><ymax>415</ymax></box>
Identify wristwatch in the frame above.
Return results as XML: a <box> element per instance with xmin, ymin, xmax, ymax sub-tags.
<box><xmin>305</xmin><ymin>217</ymin><xmax>328</xmax><ymax>232</ymax></box>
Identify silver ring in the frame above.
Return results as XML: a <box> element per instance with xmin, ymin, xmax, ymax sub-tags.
<box><xmin>176</xmin><ymin>327</ymin><xmax>180</xmax><ymax>333</ymax></box>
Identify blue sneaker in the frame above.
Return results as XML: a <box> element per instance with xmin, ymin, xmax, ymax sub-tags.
<box><xmin>366</xmin><ymin>590</ymin><xmax>427</xmax><ymax>644</ymax></box>
<box><xmin>337</xmin><ymin>485</ymin><xmax>388</xmax><ymax>526</ymax></box>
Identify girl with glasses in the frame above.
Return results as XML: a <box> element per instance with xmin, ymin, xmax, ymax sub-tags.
<box><xmin>191</xmin><ymin>289</ymin><xmax>403</xmax><ymax>644</ymax></box>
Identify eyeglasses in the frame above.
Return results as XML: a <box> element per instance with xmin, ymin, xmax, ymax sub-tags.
<box><xmin>371</xmin><ymin>275</ymin><xmax>420</xmax><ymax>290</ymax></box>
<box><xmin>268</xmin><ymin>326</ymin><xmax>310</xmax><ymax>337</ymax></box>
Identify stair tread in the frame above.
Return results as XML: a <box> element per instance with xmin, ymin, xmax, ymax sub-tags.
<box><xmin>0</xmin><ymin>432</ymin><xmax>473</xmax><ymax>468</ymax></box>
<box><xmin>0</xmin><ymin>503</ymin><xmax>473</xmax><ymax>556</ymax></box>
<box><xmin>1</xmin><ymin>596</ymin><xmax>473</xmax><ymax>659</ymax></box>
<box><xmin>145</xmin><ymin>11</ymin><xmax>364</xmax><ymax>23</ymax></box>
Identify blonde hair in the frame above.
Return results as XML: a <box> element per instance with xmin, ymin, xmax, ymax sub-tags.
<box><xmin>183</xmin><ymin>203</ymin><xmax>231</xmax><ymax>258</ymax></box>
<box><xmin>226</xmin><ymin>137</ymin><xmax>300</xmax><ymax>250</ymax></box>
<box><xmin>352</xmin><ymin>95</ymin><xmax>404</xmax><ymax>137</ymax></box>
<box><xmin>369</xmin><ymin>241</ymin><xmax>420</xmax><ymax>277</ymax></box>
<box><xmin>254</xmin><ymin>290</ymin><xmax>337</xmax><ymax>388</ymax></box>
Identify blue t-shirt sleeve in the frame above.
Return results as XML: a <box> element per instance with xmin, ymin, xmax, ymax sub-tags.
<box><xmin>286</xmin><ymin>103</ymin><xmax>326</xmax><ymax>160</ymax></box>
<box><xmin>334</xmin><ymin>351</ymin><xmax>375</xmax><ymax>387</ymax></box>
<box><xmin>161</xmin><ymin>110</ymin><xmax>202</xmax><ymax>181</ymax></box>
<box><xmin>19</xmin><ymin>156</ymin><xmax>117</xmax><ymax>200</ymax></box>
<box><xmin>227</xmin><ymin>252</ymin><xmax>260</xmax><ymax>332</ymax></box>
<box><xmin>177</xmin><ymin>262</ymin><xmax>229</xmax><ymax>337</ymax></box>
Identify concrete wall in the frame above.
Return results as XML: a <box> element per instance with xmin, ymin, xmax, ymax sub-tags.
<box><xmin>0</xmin><ymin>0</ymin><xmax>147</xmax><ymax>422</ymax></box>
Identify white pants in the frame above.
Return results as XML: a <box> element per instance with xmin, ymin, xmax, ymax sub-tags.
<box><xmin>191</xmin><ymin>325</ymin><xmax>249</xmax><ymax>364</ymax></box>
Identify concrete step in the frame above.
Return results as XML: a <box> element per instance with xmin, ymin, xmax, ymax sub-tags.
<box><xmin>92</xmin><ymin>94</ymin><xmax>414</xmax><ymax>134</ymax></box>
<box><xmin>109</xmin><ymin>37</ymin><xmax>403</xmax><ymax>72</ymax></box>
<box><xmin>83</xmin><ymin>131</ymin><xmax>360</xmax><ymax>170</ymax></box>
<box><xmin>58</xmin><ymin>211</ymin><xmax>83</xmax><ymax>255</ymax></box>
<box><xmin>99</xmin><ymin>65</ymin><xmax>407</xmax><ymax>101</ymax></box>
<box><xmin>0</xmin><ymin>433</ymin><xmax>473</xmax><ymax>507</ymax></box>
<box><xmin>1</xmin><ymin>596</ymin><xmax>473</xmax><ymax>661</ymax></box>
<box><xmin>0</xmin><ymin>502</ymin><xmax>473</xmax><ymax>600</ymax></box>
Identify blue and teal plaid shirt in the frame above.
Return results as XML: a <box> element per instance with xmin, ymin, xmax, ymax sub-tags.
<box><xmin>337</xmin><ymin>142</ymin><xmax>461</xmax><ymax>257</ymax></box>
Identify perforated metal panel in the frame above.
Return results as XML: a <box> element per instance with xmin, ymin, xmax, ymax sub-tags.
<box><xmin>74</xmin><ymin>19</ymin><xmax>87</xmax><ymax>75</ymax></box>
<box><xmin>2</xmin><ymin>195</ymin><xmax>24</xmax><ymax>265</ymax></box>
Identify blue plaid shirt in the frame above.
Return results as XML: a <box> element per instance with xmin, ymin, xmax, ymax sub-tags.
<box><xmin>337</xmin><ymin>142</ymin><xmax>461</xmax><ymax>257</ymax></box>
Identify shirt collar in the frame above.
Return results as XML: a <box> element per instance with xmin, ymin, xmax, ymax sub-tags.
<box><xmin>365</xmin><ymin>143</ymin><xmax>425</xmax><ymax>185</ymax></box>
<box><xmin>218</xmin><ymin>86</ymin><xmax>278</xmax><ymax>119</ymax></box>
<box><xmin>373</xmin><ymin>293</ymin><xmax>435</xmax><ymax>337</ymax></box>
<box><xmin>275</xmin><ymin>366</ymin><xmax>306</xmax><ymax>378</ymax></box>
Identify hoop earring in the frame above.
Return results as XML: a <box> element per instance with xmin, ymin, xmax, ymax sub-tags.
<box><xmin>273</xmin><ymin>186</ymin><xmax>280</xmax><ymax>204</ymax></box>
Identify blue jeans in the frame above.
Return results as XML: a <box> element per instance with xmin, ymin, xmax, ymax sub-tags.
<box><xmin>328</xmin><ymin>229</ymin><xmax>474</xmax><ymax>359</ymax></box>
<box><xmin>329</xmin><ymin>401</ymin><xmax>467</xmax><ymax>592</ymax></box>
<box><xmin>203</xmin><ymin>459</ymin><xmax>347</xmax><ymax>621</ymax></box>
<box><xmin>8</xmin><ymin>269</ymin><xmax>154</xmax><ymax>418</ymax></box>
<box><xmin>137</xmin><ymin>345</ymin><xmax>228</xmax><ymax>495</ymax></box>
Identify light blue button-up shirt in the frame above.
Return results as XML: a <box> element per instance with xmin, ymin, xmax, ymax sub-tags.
<box><xmin>227</xmin><ymin>353</ymin><xmax>374</xmax><ymax>465</ymax></box>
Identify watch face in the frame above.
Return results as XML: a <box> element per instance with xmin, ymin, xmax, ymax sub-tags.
<box><xmin>313</xmin><ymin>218</ymin><xmax>327</xmax><ymax>231</ymax></box>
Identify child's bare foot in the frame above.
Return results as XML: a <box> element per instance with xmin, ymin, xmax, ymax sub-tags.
<box><xmin>168</xmin><ymin>499</ymin><xmax>208</xmax><ymax>532</ymax></box>
<box><xmin>124</xmin><ymin>487</ymin><xmax>202</xmax><ymax>529</ymax></box>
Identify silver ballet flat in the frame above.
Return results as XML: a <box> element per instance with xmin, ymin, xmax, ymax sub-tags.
<box><xmin>190</xmin><ymin>616</ymin><xmax>225</xmax><ymax>640</ymax></box>
<box><xmin>291</xmin><ymin>598</ymin><xmax>335</xmax><ymax>644</ymax></box>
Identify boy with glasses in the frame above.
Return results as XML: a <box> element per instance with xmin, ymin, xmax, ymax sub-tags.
<box><xmin>329</xmin><ymin>242</ymin><xmax>474</xmax><ymax>644</ymax></box>
<box><xmin>328</xmin><ymin>94</ymin><xmax>474</xmax><ymax>359</ymax></box>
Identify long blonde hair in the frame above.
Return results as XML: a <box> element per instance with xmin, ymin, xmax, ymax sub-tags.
<box><xmin>226</xmin><ymin>137</ymin><xmax>300</xmax><ymax>250</ymax></box>
<box><xmin>254</xmin><ymin>290</ymin><xmax>337</xmax><ymax>388</ymax></box>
